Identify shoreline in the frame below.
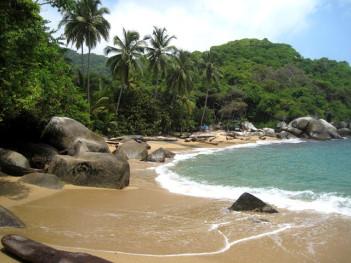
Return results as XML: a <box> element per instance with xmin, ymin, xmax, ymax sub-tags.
<box><xmin>1</xmin><ymin>137</ymin><xmax>351</xmax><ymax>262</ymax></box>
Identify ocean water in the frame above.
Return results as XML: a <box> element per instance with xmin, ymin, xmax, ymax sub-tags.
<box><xmin>155</xmin><ymin>139</ymin><xmax>351</xmax><ymax>216</ymax></box>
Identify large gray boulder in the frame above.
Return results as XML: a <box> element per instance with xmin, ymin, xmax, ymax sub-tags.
<box><xmin>19</xmin><ymin>173</ymin><xmax>64</xmax><ymax>189</ymax></box>
<box><xmin>262</xmin><ymin>128</ymin><xmax>276</xmax><ymax>137</ymax></box>
<box><xmin>0</xmin><ymin>148</ymin><xmax>30</xmax><ymax>169</ymax></box>
<box><xmin>0</xmin><ymin>206</ymin><xmax>25</xmax><ymax>228</ymax></box>
<box><xmin>41</xmin><ymin>117</ymin><xmax>110</xmax><ymax>154</ymax></box>
<box><xmin>276</xmin><ymin>121</ymin><xmax>287</xmax><ymax>132</ymax></box>
<box><xmin>117</xmin><ymin>140</ymin><xmax>149</xmax><ymax>160</ymax></box>
<box><xmin>229</xmin><ymin>192</ymin><xmax>278</xmax><ymax>213</ymax></box>
<box><xmin>284</xmin><ymin>117</ymin><xmax>341</xmax><ymax>140</ymax></box>
<box><xmin>48</xmin><ymin>153</ymin><xmax>129</xmax><ymax>189</ymax></box>
<box><xmin>17</xmin><ymin>143</ymin><xmax>58</xmax><ymax>169</ymax></box>
<box><xmin>241</xmin><ymin>121</ymin><xmax>257</xmax><ymax>132</ymax></box>
<box><xmin>1</xmin><ymin>234</ymin><xmax>112</xmax><ymax>263</ymax></box>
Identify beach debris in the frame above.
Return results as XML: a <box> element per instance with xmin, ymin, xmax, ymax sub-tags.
<box><xmin>229</xmin><ymin>192</ymin><xmax>278</xmax><ymax>213</ymax></box>
<box><xmin>146</xmin><ymin>148</ymin><xmax>175</xmax><ymax>162</ymax></box>
<box><xmin>0</xmin><ymin>206</ymin><xmax>25</xmax><ymax>228</ymax></box>
<box><xmin>16</xmin><ymin>143</ymin><xmax>58</xmax><ymax>169</ymax></box>
<box><xmin>116</xmin><ymin>140</ymin><xmax>149</xmax><ymax>160</ymax></box>
<box><xmin>18</xmin><ymin>173</ymin><xmax>64</xmax><ymax>190</ymax></box>
<box><xmin>1</xmin><ymin>234</ymin><xmax>112</xmax><ymax>263</ymax></box>
<box><xmin>41</xmin><ymin>116</ymin><xmax>110</xmax><ymax>154</ymax></box>
<box><xmin>283</xmin><ymin>117</ymin><xmax>341</xmax><ymax>140</ymax></box>
<box><xmin>48</xmin><ymin>152</ymin><xmax>130</xmax><ymax>189</ymax></box>
<box><xmin>143</xmin><ymin>136</ymin><xmax>178</xmax><ymax>142</ymax></box>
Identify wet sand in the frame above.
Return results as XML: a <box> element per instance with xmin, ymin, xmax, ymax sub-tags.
<box><xmin>1</xmin><ymin>138</ymin><xmax>351</xmax><ymax>262</ymax></box>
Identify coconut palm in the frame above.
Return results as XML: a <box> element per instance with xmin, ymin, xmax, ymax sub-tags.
<box><xmin>146</xmin><ymin>26</ymin><xmax>176</xmax><ymax>96</ymax></box>
<box><xmin>104</xmin><ymin>28</ymin><xmax>147</xmax><ymax>115</ymax></box>
<box><xmin>200</xmin><ymin>51</ymin><xmax>221</xmax><ymax>127</ymax></box>
<box><xmin>59</xmin><ymin>0</ymin><xmax>110</xmax><ymax>111</ymax></box>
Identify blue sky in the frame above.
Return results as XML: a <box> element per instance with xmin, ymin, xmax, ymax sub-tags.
<box><xmin>41</xmin><ymin>0</ymin><xmax>351</xmax><ymax>63</ymax></box>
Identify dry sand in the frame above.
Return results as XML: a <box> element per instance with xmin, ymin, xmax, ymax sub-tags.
<box><xmin>1</xmin><ymin>137</ymin><xmax>351</xmax><ymax>263</ymax></box>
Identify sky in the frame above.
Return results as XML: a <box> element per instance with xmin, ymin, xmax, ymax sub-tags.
<box><xmin>41</xmin><ymin>0</ymin><xmax>351</xmax><ymax>63</ymax></box>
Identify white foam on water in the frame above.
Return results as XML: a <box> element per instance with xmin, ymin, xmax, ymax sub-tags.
<box><xmin>155</xmin><ymin>139</ymin><xmax>351</xmax><ymax>217</ymax></box>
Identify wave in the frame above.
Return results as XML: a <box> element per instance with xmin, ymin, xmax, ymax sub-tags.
<box><xmin>155</xmin><ymin>139</ymin><xmax>351</xmax><ymax>217</ymax></box>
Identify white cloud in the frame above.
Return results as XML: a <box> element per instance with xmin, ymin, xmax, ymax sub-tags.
<box><xmin>41</xmin><ymin>0</ymin><xmax>321</xmax><ymax>54</ymax></box>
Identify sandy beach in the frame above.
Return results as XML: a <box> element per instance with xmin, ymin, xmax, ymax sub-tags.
<box><xmin>1</xmin><ymin>137</ymin><xmax>351</xmax><ymax>263</ymax></box>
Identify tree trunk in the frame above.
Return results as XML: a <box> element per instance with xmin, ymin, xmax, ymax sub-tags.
<box><xmin>80</xmin><ymin>45</ymin><xmax>85</xmax><ymax>90</ymax></box>
<box><xmin>87</xmin><ymin>46</ymin><xmax>91</xmax><ymax>113</ymax></box>
<box><xmin>115</xmin><ymin>85</ymin><xmax>123</xmax><ymax>116</ymax></box>
<box><xmin>154</xmin><ymin>71</ymin><xmax>159</xmax><ymax>98</ymax></box>
<box><xmin>200</xmin><ymin>87</ymin><xmax>209</xmax><ymax>127</ymax></box>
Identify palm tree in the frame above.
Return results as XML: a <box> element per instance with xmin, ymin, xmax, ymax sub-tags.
<box><xmin>105</xmin><ymin>28</ymin><xmax>147</xmax><ymax>115</ymax></box>
<box><xmin>166</xmin><ymin>50</ymin><xmax>194</xmax><ymax>96</ymax></box>
<box><xmin>200</xmin><ymin>51</ymin><xmax>221</xmax><ymax>127</ymax></box>
<box><xmin>59</xmin><ymin>0</ymin><xmax>110</xmax><ymax>111</ymax></box>
<box><xmin>146</xmin><ymin>26</ymin><xmax>176</xmax><ymax>96</ymax></box>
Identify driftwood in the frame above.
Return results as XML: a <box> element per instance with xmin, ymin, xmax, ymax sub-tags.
<box><xmin>105</xmin><ymin>140</ymin><xmax>120</xmax><ymax>145</ymax></box>
<box><xmin>143</xmin><ymin>136</ymin><xmax>178</xmax><ymax>142</ymax></box>
<box><xmin>1</xmin><ymin>234</ymin><xmax>112</xmax><ymax>263</ymax></box>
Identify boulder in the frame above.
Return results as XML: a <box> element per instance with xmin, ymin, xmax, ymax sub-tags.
<box><xmin>241</xmin><ymin>121</ymin><xmax>257</xmax><ymax>132</ymax></box>
<box><xmin>229</xmin><ymin>192</ymin><xmax>278</xmax><ymax>213</ymax></box>
<box><xmin>19</xmin><ymin>173</ymin><xmax>64</xmax><ymax>189</ymax></box>
<box><xmin>276</xmin><ymin>121</ymin><xmax>287</xmax><ymax>132</ymax></box>
<box><xmin>262</xmin><ymin>128</ymin><xmax>275</xmax><ymax>137</ymax></box>
<box><xmin>338</xmin><ymin>128</ymin><xmax>351</xmax><ymax>137</ymax></box>
<box><xmin>117</xmin><ymin>140</ymin><xmax>149</xmax><ymax>160</ymax></box>
<box><xmin>0</xmin><ymin>148</ymin><xmax>30</xmax><ymax>169</ymax></box>
<box><xmin>276</xmin><ymin>131</ymin><xmax>297</xmax><ymax>139</ymax></box>
<box><xmin>48</xmin><ymin>153</ymin><xmax>129</xmax><ymax>189</ymax></box>
<box><xmin>41</xmin><ymin>117</ymin><xmax>110</xmax><ymax>154</ymax></box>
<box><xmin>146</xmin><ymin>148</ymin><xmax>173</xmax><ymax>162</ymax></box>
<box><xmin>17</xmin><ymin>143</ymin><xmax>58</xmax><ymax>169</ymax></box>
<box><xmin>336</xmin><ymin>121</ymin><xmax>348</xmax><ymax>129</ymax></box>
<box><xmin>1</xmin><ymin>234</ymin><xmax>112</xmax><ymax>263</ymax></box>
<box><xmin>0</xmin><ymin>206</ymin><xmax>25</xmax><ymax>228</ymax></box>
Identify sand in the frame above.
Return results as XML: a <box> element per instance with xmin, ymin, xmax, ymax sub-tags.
<box><xmin>1</xmin><ymin>137</ymin><xmax>351</xmax><ymax>263</ymax></box>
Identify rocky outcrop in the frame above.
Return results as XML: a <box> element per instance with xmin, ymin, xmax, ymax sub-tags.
<box><xmin>229</xmin><ymin>192</ymin><xmax>278</xmax><ymax>213</ymax></box>
<box><xmin>146</xmin><ymin>148</ymin><xmax>175</xmax><ymax>162</ymax></box>
<box><xmin>117</xmin><ymin>140</ymin><xmax>149</xmax><ymax>160</ymax></box>
<box><xmin>19</xmin><ymin>173</ymin><xmax>64</xmax><ymax>189</ymax></box>
<box><xmin>1</xmin><ymin>234</ymin><xmax>112</xmax><ymax>263</ymax></box>
<box><xmin>0</xmin><ymin>206</ymin><xmax>25</xmax><ymax>228</ymax></box>
<box><xmin>241</xmin><ymin>121</ymin><xmax>257</xmax><ymax>132</ymax></box>
<box><xmin>41</xmin><ymin>117</ymin><xmax>110</xmax><ymax>154</ymax></box>
<box><xmin>17</xmin><ymin>143</ymin><xmax>58</xmax><ymax>169</ymax></box>
<box><xmin>48</xmin><ymin>153</ymin><xmax>129</xmax><ymax>189</ymax></box>
<box><xmin>283</xmin><ymin>117</ymin><xmax>341</xmax><ymax>140</ymax></box>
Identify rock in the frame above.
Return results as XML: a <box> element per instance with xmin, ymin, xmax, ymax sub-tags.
<box><xmin>229</xmin><ymin>192</ymin><xmax>278</xmax><ymax>213</ymax></box>
<box><xmin>146</xmin><ymin>148</ymin><xmax>175</xmax><ymax>162</ymax></box>
<box><xmin>17</xmin><ymin>143</ymin><xmax>58</xmax><ymax>169</ymax></box>
<box><xmin>338</xmin><ymin>128</ymin><xmax>351</xmax><ymax>137</ymax></box>
<box><xmin>241</xmin><ymin>121</ymin><xmax>257</xmax><ymax>132</ymax></box>
<box><xmin>1</xmin><ymin>234</ymin><xmax>112</xmax><ymax>263</ymax></box>
<box><xmin>0</xmin><ymin>206</ymin><xmax>25</xmax><ymax>228</ymax></box>
<box><xmin>41</xmin><ymin>117</ymin><xmax>110</xmax><ymax>154</ymax></box>
<box><xmin>0</xmin><ymin>148</ymin><xmax>30</xmax><ymax>169</ymax></box>
<box><xmin>336</xmin><ymin>121</ymin><xmax>348</xmax><ymax>129</ymax></box>
<box><xmin>48</xmin><ymin>153</ymin><xmax>130</xmax><ymax>189</ymax></box>
<box><xmin>276</xmin><ymin>131</ymin><xmax>297</xmax><ymax>139</ymax></box>
<box><xmin>117</xmin><ymin>140</ymin><xmax>149</xmax><ymax>160</ymax></box>
<box><xmin>262</xmin><ymin>128</ymin><xmax>275</xmax><ymax>137</ymax></box>
<box><xmin>19</xmin><ymin>173</ymin><xmax>64</xmax><ymax>189</ymax></box>
<box><xmin>114</xmin><ymin>149</ymin><xmax>129</xmax><ymax>161</ymax></box>
<box><xmin>276</xmin><ymin>121</ymin><xmax>287</xmax><ymax>132</ymax></box>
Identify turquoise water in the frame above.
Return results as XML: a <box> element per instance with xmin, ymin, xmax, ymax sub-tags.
<box><xmin>156</xmin><ymin>139</ymin><xmax>351</xmax><ymax>216</ymax></box>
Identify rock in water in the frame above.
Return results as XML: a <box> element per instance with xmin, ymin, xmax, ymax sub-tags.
<box><xmin>41</xmin><ymin>117</ymin><xmax>110</xmax><ymax>154</ymax></box>
<box><xmin>19</xmin><ymin>173</ymin><xmax>64</xmax><ymax>189</ymax></box>
<box><xmin>147</xmin><ymin>148</ymin><xmax>176</xmax><ymax>162</ymax></box>
<box><xmin>0</xmin><ymin>148</ymin><xmax>30</xmax><ymax>169</ymax></box>
<box><xmin>117</xmin><ymin>140</ymin><xmax>149</xmax><ymax>160</ymax></box>
<box><xmin>48</xmin><ymin>153</ymin><xmax>130</xmax><ymax>189</ymax></box>
<box><xmin>1</xmin><ymin>234</ymin><xmax>112</xmax><ymax>263</ymax></box>
<box><xmin>338</xmin><ymin>128</ymin><xmax>351</xmax><ymax>136</ymax></box>
<box><xmin>229</xmin><ymin>192</ymin><xmax>278</xmax><ymax>213</ymax></box>
<box><xmin>0</xmin><ymin>206</ymin><xmax>25</xmax><ymax>228</ymax></box>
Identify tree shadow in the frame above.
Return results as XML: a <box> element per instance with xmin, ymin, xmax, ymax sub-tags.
<box><xmin>0</xmin><ymin>178</ymin><xmax>29</xmax><ymax>200</ymax></box>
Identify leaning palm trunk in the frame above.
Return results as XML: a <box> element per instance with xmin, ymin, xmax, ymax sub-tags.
<box><xmin>200</xmin><ymin>87</ymin><xmax>209</xmax><ymax>127</ymax></box>
<box><xmin>115</xmin><ymin>85</ymin><xmax>124</xmax><ymax>116</ymax></box>
<box><xmin>87</xmin><ymin>46</ymin><xmax>91</xmax><ymax>113</ymax></box>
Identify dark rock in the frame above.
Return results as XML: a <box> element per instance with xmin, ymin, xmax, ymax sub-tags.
<box><xmin>229</xmin><ymin>192</ymin><xmax>278</xmax><ymax>213</ymax></box>
<box><xmin>17</xmin><ymin>143</ymin><xmax>58</xmax><ymax>169</ymax></box>
<box><xmin>276</xmin><ymin>131</ymin><xmax>297</xmax><ymax>139</ymax></box>
<box><xmin>48</xmin><ymin>153</ymin><xmax>130</xmax><ymax>189</ymax></box>
<box><xmin>0</xmin><ymin>206</ymin><xmax>25</xmax><ymax>228</ymax></box>
<box><xmin>338</xmin><ymin>128</ymin><xmax>351</xmax><ymax>137</ymax></box>
<box><xmin>0</xmin><ymin>148</ymin><xmax>30</xmax><ymax>169</ymax></box>
<box><xmin>276</xmin><ymin>121</ymin><xmax>287</xmax><ymax>132</ymax></box>
<box><xmin>117</xmin><ymin>140</ymin><xmax>149</xmax><ymax>160</ymax></box>
<box><xmin>19</xmin><ymin>173</ymin><xmax>64</xmax><ymax>189</ymax></box>
<box><xmin>1</xmin><ymin>234</ymin><xmax>112</xmax><ymax>263</ymax></box>
<box><xmin>0</xmin><ymin>163</ymin><xmax>41</xmax><ymax>177</ymax></box>
<box><xmin>41</xmin><ymin>117</ymin><xmax>110</xmax><ymax>154</ymax></box>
